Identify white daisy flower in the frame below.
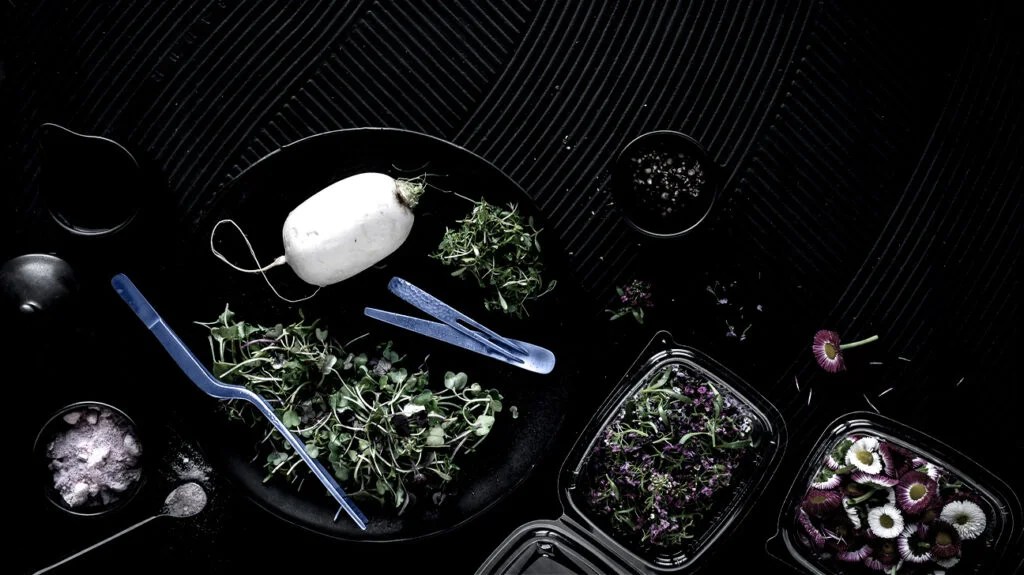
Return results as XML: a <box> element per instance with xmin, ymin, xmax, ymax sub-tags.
<box><xmin>846</xmin><ymin>436</ymin><xmax>882</xmax><ymax>474</ymax></box>
<box><xmin>867</xmin><ymin>503</ymin><xmax>905</xmax><ymax>538</ymax></box>
<box><xmin>935</xmin><ymin>555</ymin><xmax>960</xmax><ymax>568</ymax></box>
<box><xmin>940</xmin><ymin>500</ymin><xmax>987</xmax><ymax>540</ymax></box>
<box><xmin>843</xmin><ymin>497</ymin><xmax>862</xmax><ymax>528</ymax></box>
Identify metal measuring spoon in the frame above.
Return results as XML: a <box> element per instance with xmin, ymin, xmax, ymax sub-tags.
<box><xmin>34</xmin><ymin>482</ymin><xmax>207</xmax><ymax>574</ymax></box>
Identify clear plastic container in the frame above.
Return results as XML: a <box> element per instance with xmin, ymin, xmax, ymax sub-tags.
<box><xmin>766</xmin><ymin>411</ymin><xmax>1022</xmax><ymax>574</ymax></box>
<box><xmin>478</xmin><ymin>331</ymin><xmax>787</xmax><ymax>574</ymax></box>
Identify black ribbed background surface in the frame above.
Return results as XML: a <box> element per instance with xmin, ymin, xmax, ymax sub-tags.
<box><xmin>4</xmin><ymin>1</ymin><xmax>1021</xmax><ymax>573</ymax></box>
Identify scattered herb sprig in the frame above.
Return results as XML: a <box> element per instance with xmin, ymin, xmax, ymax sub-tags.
<box><xmin>432</xmin><ymin>199</ymin><xmax>555</xmax><ymax>318</ymax></box>
<box><xmin>607</xmin><ymin>279</ymin><xmax>654</xmax><ymax>324</ymax></box>
<box><xmin>581</xmin><ymin>364</ymin><xmax>759</xmax><ymax>550</ymax></box>
<box><xmin>197</xmin><ymin>306</ymin><xmax>503</xmax><ymax>512</ymax></box>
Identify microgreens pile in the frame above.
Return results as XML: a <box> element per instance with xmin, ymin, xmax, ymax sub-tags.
<box><xmin>580</xmin><ymin>364</ymin><xmax>759</xmax><ymax>551</ymax></box>
<box><xmin>198</xmin><ymin>306</ymin><xmax>503</xmax><ymax>512</ymax></box>
<box><xmin>795</xmin><ymin>434</ymin><xmax>991</xmax><ymax>573</ymax></box>
<box><xmin>432</xmin><ymin>199</ymin><xmax>554</xmax><ymax>318</ymax></box>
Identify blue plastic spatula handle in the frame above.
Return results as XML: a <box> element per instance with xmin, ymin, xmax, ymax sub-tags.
<box><xmin>110</xmin><ymin>273</ymin><xmax>368</xmax><ymax>530</ymax></box>
<box><xmin>388</xmin><ymin>277</ymin><xmax>530</xmax><ymax>357</ymax></box>
<box><xmin>363</xmin><ymin>277</ymin><xmax>556</xmax><ymax>374</ymax></box>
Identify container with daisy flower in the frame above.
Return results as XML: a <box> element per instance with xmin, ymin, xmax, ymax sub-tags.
<box><xmin>766</xmin><ymin>412</ymin><xmax>1022</xmax><ymax>574</ymax></box>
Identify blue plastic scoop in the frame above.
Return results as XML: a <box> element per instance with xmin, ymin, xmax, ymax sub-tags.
<box><xmin>110</xmin><ymin>273</ymin><xmax>367</xmax><ymax>529</ymax></box>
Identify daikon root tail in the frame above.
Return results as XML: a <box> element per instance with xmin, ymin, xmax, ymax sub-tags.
<box><xmin>209</xmin><ymin>219</ymin><xmax>320</xmax><ymax>303</ymax></box>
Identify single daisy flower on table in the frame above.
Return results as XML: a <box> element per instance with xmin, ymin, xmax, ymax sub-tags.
<box><xmin>812</xmin><ymin>329</ymin><xmax>879</xmax><ymax>373</ymax></box>
<box><xmin>867</xmin><ymin>503</ymin><xmax>905</xmax><ymax>538</ymax></box>
<box><xmin>895</xmin><ymin>471</ymin><xmax>938</xmax><ymax>514</ymax></box>
<box><xmin>846</xmin><ymin>436</ymin><xmax>883</xmax><ymax>474</ymax></box>
<box><xmin>940</xmin><ymin>499</ymin><xmax>987</xmax><ymax>540</ymax></box>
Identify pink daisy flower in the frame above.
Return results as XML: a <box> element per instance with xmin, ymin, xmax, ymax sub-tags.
<box><xmin>895</xmin><ymin>471</ymin><xmax>937</xmax><ymax>515</ymax></box>
<box><xmin>802</xmin><ymin>489</ymin><xmax>842</xmax><ymax>517</ymax></box>
<box><xmin>812</xmin><ymin>330</ymin><xmax>879</xmax><ymax>373</ymax></box>
<box><xmin>928</xmin><ymin>520</ymin><xmax>962</xmax><ymax>559</ymax></box>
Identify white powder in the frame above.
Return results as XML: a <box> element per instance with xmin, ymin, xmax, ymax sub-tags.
<box><xmin>170</xmin><ymin>447</ymin><xmax>211</xmax><ymax>484</ymax></box>
<box><xmin>46</xmin><ymin>406</ymin><xmax>142</xmax><ymax>508</ymax></box>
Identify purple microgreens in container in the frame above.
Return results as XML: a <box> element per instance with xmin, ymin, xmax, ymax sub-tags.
<box><xmin>812</xmin><ymin>330</ymin><xmax>879</xmax><ymax>373</ymax></box>
<box><xmin>578</xmin><ymin>363</ymin><xmax>760</xmax><ymax>552</ymax></box>
<box><xmin>607</xmin><ymin>279</ymin><xmax>654</xmax><ymax>325</ymax></box>
<box><xmin>790</xmin><ymin>433</ymin><xmax>995</xmax><ymax>574</ymax></box>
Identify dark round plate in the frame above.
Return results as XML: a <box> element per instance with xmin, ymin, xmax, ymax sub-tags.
<box><xmin>173</xmin><ymin>128</ymin><xmax>577</xmax><ymax>541</ymax></box>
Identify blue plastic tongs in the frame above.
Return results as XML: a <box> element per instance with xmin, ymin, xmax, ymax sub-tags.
<box><xmin>364</xmin><ymin>277</ymin><xmax>556</xmax><ymax>374</ymax></box>
<box><xmin>110</xmin><ymin>273</ymin><xmax>368</xmax><ymax>530</ymax></box>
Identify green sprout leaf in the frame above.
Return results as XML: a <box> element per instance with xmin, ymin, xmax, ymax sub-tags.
<box><xmin>281</xmin><ymin>409</ymin><xmax>301</xmax><ymax>428</ymax></box>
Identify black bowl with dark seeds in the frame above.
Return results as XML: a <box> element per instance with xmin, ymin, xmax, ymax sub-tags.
<box><xmin>612</xmin><ymin>131</ymin><xmax>717</xmax><ymax>238</ymax></box>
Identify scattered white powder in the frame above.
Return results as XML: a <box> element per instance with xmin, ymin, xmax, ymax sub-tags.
<box><xmin>46</xmin><ymin>406</ymin><xmax>142</xmax><ymax>508</ymax></box>
<box><xmin>170</xmin><ymin>446</ymin><xmax>211</xmax><ymax>484</ymax></box>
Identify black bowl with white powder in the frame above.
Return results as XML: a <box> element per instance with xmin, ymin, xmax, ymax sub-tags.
<box><xmin>612</xmin><ymin>130</ymin><xmax>718</xmax><ymax>239</ymax></box>
<box><xmin>34</xmin><ymin>402</ymin><xmax>145</xmax><ymax>516</ymax></box>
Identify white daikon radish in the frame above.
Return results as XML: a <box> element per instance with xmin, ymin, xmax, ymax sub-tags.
<box><xmin>211</xmin><ymin>172</ymin><xmax>425</xmax><ymax>301</ymax></box>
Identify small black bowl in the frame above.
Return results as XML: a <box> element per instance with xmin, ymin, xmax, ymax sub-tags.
<box><xmin>611</xmin><ymin>131</ymin><xmax>718</xmax><ymax>239</ymax></box>
<box><xmin>0</xmin><ymin>253</ymin><xmax>78</xmax><ymax>319</ymax></box>
<box><xmin>34</xmin><ymin>401</ymin><xmax>145</xmax><ymax>517</ymax></box>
